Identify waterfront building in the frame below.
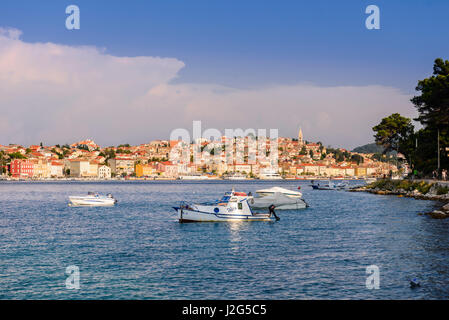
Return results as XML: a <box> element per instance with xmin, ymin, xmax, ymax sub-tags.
<box><xmin>69</xmin><ymin>160</ymin><xmax>98</xmax><ymax>178</ymax></box>
<box><xmin>50</xmin><ymin>161</ymin><xmax>64</xmax><ymax>177</ymax></box>
<box><xmin>32</xmin><ymin>159</ymin><xmax>50</xmax><ymax>178</ymax></box>
<box><xmin>354</xmin><ymin>166</ymin><xmax>368</xmax><ymax>177</ymax></box>
<box><xmin>9</xmin><ymin>159</ymin><xmax>34</xmax><ymax>178</ymax></box>
<box><xmin>98</xmin><ymin>165</ymin><xmax>112</xmax><ymax>179</ymax></box>
<box><xmin>135</xmin><ymin>163</ymin><xmax>154</xmax><ymax>177</ymax></box>
<box><xmin>156</xmin><ymin>161</ymin><xmax>178</xmax><ymax>178</ymax></box>
<box><xmin>108</xmin><ymin>158</ymin><xmax>135</xmax><ymax>176</ymax></box>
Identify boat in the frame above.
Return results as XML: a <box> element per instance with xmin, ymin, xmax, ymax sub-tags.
<box><xmin>69</xmin><ymin>192</ymin><xmax>117</xmax><ymax>206</ymax></box>
<box><xmin>259</xmin><ymin>169</ymin><xmax>283</xmax><ymax>180</ymax></box>
<box><xmin>255</xmin><ymin>186</ymin><xmax>302</xmax><ymax>198</ymax></box>
<box><xmin>254</xmin><ymin>186</ymin><xmax>307</xmax><ymax>209</ymax></box>
<box><xmin>251</xmin><ymin>186</ymin><xmax>307</xmax><ymax>209</ymax></box>
<box><xmin>365</xmin><ymin>177</ymin><xmax>377</xmax><ymax>184</ymax></box>
<box><xmin>311</xmin><ymin>180</ymin><xmax>348</xmax><ymax>190</ymax></box>
<box><xmin>173</xmin><ymin>193</ymin><xmax>279</xmax><ymax>222</ymax></box>
<box><xmin>179</xmin><ymin>174</ymin><xmax>210</xmax><ymax>180</ymax></box>
<box><xmin>223</xmin><ymin>172</ymin><xmax>247</xmax><ymax>180</ymax></box>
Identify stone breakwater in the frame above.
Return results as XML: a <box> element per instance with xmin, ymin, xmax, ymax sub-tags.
<box><xmin>350</xmin><ymin>180</ymin><xmax>449</xmax><ymax>219</ymax></box>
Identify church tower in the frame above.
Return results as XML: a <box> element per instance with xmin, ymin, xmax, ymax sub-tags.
<box><xmin>298</xmin><ymin>127</ymin><xmax>304</xmax><ymax>145</ymax></box>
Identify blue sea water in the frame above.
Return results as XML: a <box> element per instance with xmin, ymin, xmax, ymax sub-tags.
<box><xmin>0</xmin><ymin>180</ymin><xmax>448</xmax><ymax>299</ymax></box>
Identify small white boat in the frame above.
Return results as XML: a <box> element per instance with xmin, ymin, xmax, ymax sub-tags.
<box><xmin>69</xmin><ymin>192</ymin><xmax>117</xmax><ymax>206</ymax></box>
<box><xmin>255</xmin><ymin>186</ymin><xmax>302</xmax><ymax>198</ymax></box>
<box><xmin>259</xmin><ymin>169</ymin><xmax>283</xmax><ymax>180</ymax></box>
<box><xmin>173</xmin><ymin>194</ymin><xmax>278</xmax><ymax>222</ymax></box>
<box><xmin>365</xmin><ymin>177</ymin><xmax>377</xmax><ymax>184</ymax></box>
<box><xmin>178</xmin><ymin>174</ymin><xmax>210</xmax><ymax>180</ymax></box>
<box><xmin>311</xmin><ymin>180</ymin><xmax>348</xmax><ymax>190</ymax></box>
<box><xmin>250</xmin><ymin>192</ymin><xmax>307</xmax><ymax>210</ymax></box>
<box><xmin>251</xmin><ymin>186</ymin><xmax>307</xmax><ymax>210</ymax></box>
<box><xmin>223</xmin><ymin>173</ymin><xmax>247</xmax><ymax>180</ymax></box>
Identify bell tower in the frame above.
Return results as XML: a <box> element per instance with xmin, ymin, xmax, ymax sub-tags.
<box><xmin>298</xmin><ymin>127</ymin><xmax>304</xmax><ymax>145</ymax></box>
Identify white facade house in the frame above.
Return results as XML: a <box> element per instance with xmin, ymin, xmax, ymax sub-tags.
<box><xmin>50</xmin><ymin>162</ymin><xmax>64</xmax><ymax>177</ymax></box>
<box><xmin>98</xmin><ymin>165</ymin><xmax>111</xmax><ymax>179</ymax></box>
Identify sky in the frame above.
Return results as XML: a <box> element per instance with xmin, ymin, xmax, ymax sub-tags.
<box><xmin>0</xmin><ymin>0</ymin><xmax>449</xmax><ymax>149</ymax></box>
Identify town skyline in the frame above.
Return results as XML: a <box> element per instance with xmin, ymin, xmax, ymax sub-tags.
<box><xmin>1</xmin><ymin>127</ymin><xmax>400</xmax><ymax>180</ymax></box>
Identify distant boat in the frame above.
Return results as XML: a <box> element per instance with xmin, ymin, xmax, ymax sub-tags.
<box><xmin>311</xmin><ymin>180</ymin><xmax>348</xmax><ymax>190</ymax></box>
<box><xmin>223</xmin><ymin>172</ymin><xmax>247</xmax><ymax>180</ymax></box>
<box><xmin>365</xmin><ymin>177</ymin><xmax>377</xmax><ymax>184</ymax></box>
<box><xmin>179</xmin><ymin>174</ymin><xmax>210</xmax><ymax>180</ymax></box>
<box><xmin>69</xmin><ymin>192</ymin><xmax>117</xmax><ymax>206</ymax></box>
<box><xmin>259</xmin><ymin>169</ymin><xmax>283</xmax><ymax>180</ymax></box>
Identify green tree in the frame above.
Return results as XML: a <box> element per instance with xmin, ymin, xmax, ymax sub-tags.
<box><xmin>412</xmin><ymin>58</ymin><xmax>449</xmax><ymax>129</ymax></box>
<box><xmin>372</xmin><ymin>113</ymin><xmax>414</xmax><ymax>155</ymax></box>
<box><xmin>411</xmin><ymin>58</ymin><xmax>449</xmax><ymax>172</ymax></box>
<box><xmin>9</xmin><ymin>152</ymin><xmax>27</xmax><ymax>159</ymax></box>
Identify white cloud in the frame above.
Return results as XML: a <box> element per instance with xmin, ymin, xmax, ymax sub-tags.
<box><xmin>0</xmin><ymin>28</ymin><xmax>416</xmax><ymax>149</ymax></box>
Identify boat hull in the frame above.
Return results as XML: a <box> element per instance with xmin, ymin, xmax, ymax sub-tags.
<box><xmin>69</xmin><ymin>197</ymin><xmax>116</xmax><ymax>206</ymax></box>
<box><xmin>251</xmin><ymin>201</ymin><xmax>307</xmax><ymax>210</ymax></box>
<box><xmin>175</xmin><ymin>208</ymin><xmax>274</xmax><ymax>222</ymax></box>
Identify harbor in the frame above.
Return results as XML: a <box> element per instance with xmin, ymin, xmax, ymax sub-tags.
<box><xmin>1</xmin><ymin>179</ymin><xmax>448</xmax><ymax>299</ymax></box>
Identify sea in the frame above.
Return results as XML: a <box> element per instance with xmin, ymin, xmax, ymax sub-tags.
<box><xmin>0</xmin><ymin>180</ymin><xmax>448</xmax><ymax>299</ymax></box>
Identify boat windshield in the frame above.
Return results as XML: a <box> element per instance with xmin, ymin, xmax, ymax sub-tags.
<box><xmin>220</xmin><ymin>196</ymin><xmax>231</xmax><ymax>203</ymax></box>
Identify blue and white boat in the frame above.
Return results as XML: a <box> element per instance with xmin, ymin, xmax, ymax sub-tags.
<box><xmin>173</xmin><ymin>191</ymin><xmax>278</xmax><ymax>222</ymax></box>
<box><xmin>69</xmin><ymin>192</ymin><xmax>117</xmax><ymax>206</ymax></box>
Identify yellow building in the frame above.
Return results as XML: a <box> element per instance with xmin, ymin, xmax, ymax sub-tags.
<box><xmin>354</xmin><ymin>166</ymin><xmax>367</xmax><ymax>177</ymax></box>
<box><xmin>33</xmin><ymin>159</ymin><xmax>50</xmax><ymax>178</ymax></box>
<box><xmin>135</xmin><ymin>163</ymin><xmax>154</xmax><ymax>177</ymax></box>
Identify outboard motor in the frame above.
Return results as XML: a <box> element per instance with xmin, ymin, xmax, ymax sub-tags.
<box><xmin>269</xmin><ymin>204</ymin><xmax>280</xmax><ymax>221</ymax></box>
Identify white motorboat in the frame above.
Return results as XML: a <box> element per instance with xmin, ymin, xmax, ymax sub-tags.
<box><xmin>259</xmin><ymin>169</ymin><xmax>283</xmax><ymax>180</ymax></box>
<box><xmin>311</xmin><ymin>180</ymin><xmax>348</xmax><ymax>190</ymax></box>
<box><xmin>223</xmin><ymin>172</ymin><xmax>247</xmax><ymax>180</ymax></box>
<box><xmin>250</xmin><ymin>192</ymin><xmax>307</xmax><ymax>210</ymax></box>
<box><xmin>255</xmin><ymin>186</ymin><xmax>302</xmax><ymax>198</ymax></box>
<box><xmin>252</xmin><ymin>186</ymin><xmax>307</xmax><ymax>210</ymax></box>
<box><xmin>173</xmin><ymin>193</ymin><xmax>279</xmax><ymax>222</ymax></box>
<box><xmin>179</xmin><ymin>174</ymin><xmax>210</xmax><ymax>180</ymax></box>
<box><xmin>69</xmin><ymin>192</ymin><xmax>117</xmax><ymax>206</ymax></box>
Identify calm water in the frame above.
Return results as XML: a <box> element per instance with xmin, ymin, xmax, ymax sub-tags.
<box><xmin>0</xmin><ymin>180</ymin><xmax>448</xmax><ymax>299</ymax></box>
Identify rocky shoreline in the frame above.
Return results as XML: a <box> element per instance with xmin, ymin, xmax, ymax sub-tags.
<box><xmin>350</xmin><ymin>180</ymin><xmax>449</xmax><ymax>219</ymax></box>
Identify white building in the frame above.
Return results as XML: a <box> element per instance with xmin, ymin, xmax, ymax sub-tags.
<box><xmin>50</xmin><ymin>161</ymin><xmax>64</xmax><ymax>177</ymax></box>
<box><xmin>98</xmin><ymin>165</ymin><xmax>111</xmax><ymax>179</ymax></box>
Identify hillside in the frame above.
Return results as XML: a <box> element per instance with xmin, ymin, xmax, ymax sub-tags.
<box><xmin>352</xmin><ymin>143</ymin><xmax>384</xmax><ymax>154</ymax></box>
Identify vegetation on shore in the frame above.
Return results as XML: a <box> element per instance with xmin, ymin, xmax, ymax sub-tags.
<box><xmin>355</xmin><ymin>179</ymin><xmax>449</xmax><ymax>219</ymax></box>
<box><xmin>366</xmin><ymin>179</ymin><xmax>448</xmax><ymax>195</ymax></box>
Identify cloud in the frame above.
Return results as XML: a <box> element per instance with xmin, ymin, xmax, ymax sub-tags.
<box><xmin>0</xmin><ymin>28</ymin><xmax>416</xmax><ymax>149</ymax></box>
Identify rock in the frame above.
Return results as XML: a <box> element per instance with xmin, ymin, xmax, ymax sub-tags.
<box><xmin>442</xmin><ymin>203</ymin><xmax>449</xmax><ymax>212</ymax></box>
<box><xmin>429</xmin><ymin>210</ymin><xmax>449</xmax><ymax>219</ymax></box>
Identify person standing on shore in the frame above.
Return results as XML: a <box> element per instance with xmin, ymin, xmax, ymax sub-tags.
<box><xmin>442</xmin><ymin>169</ymin><xmax>447</xmax><ymax>181</ymax></box>
<box><xmin>432</xmin><ymin>170</ymin><xmax>438</xmax><ymax>180</ymax></box>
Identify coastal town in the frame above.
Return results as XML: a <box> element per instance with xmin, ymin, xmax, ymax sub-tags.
<box><xmin>0</xmin><ymin>128</ymin><xmax>402</xmax><ymax>180</ymax></box>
